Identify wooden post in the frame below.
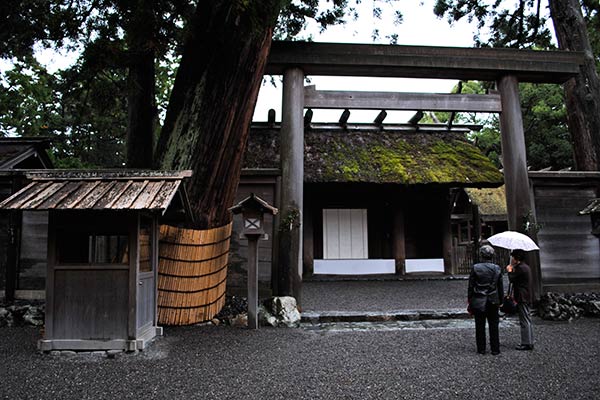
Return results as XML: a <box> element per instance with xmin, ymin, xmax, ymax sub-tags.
<box><xmin>5</xmin><ymin>210</ymin><xmax>21</xmax><ymax>303</ymax></box>
<box><xmin>498</xmin><ymin>75</ymin><xmax>541</xmax><ymax>299</ymax></box>
<box><xmin>278</xmin><ymin>67</ymin><xmax>304</xmax><ymax>305</ymax></box>
<box><xmin>303</xmin><ymin>203</ymin><xmax>314</xmax><ymax>277</ymax></box>
<box><xmin>498</xmin><ymin>75</ymin><xmax>532</xmax><ymax>231</ymax></box>
<box><xmin>392</xmin><ymin>206</ymin><xmax>406</xmax><ymax>275</ymax></box>
<box><xmin>441</xmin><ymin>193</ymin><xmax>453</xmax><ymax>275</ymax></box>
<box><xmin>472</xmin><ymin>205</ymin><xmax>481</xmax><ymax>263</ymax></box>
<box><xmin>246</xmin><ymin>234</ymin><xmax>261</xmax><ymax>329</ymax></box>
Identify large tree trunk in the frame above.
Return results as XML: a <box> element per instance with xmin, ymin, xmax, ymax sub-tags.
<box><xmin>125</xmin><ymin>2</ymin><xmax>156</xmax><ymax>168</ymax></box>
<box><xmin>550</xmin><ymin>0</ymin><xmax>600</xmax><ymax>171</ymax></box>
<box><xmin>155</xmin><ymin>1</ymin><xmax>282</xmax><ymax>228</ymax></box>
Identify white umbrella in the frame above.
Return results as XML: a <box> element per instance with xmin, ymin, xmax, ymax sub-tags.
<box><xmin>487</xmin><ymin>231</ymin><xmax>540</xmax><ymax>251</ymax></box>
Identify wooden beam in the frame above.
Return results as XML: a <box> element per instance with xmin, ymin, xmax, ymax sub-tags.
<box><xmin>267</xmin><ymin>41</ymin><xmax>584</xmax><ymax>83</ymax></box>
<box><xmin>373</xmin><ymin>110</ymin><xmax>387</xmax><ymax>125</ymax></box>
<box><xmin>408</xmin><ymin>111</ymin><xmax>424</xmax><ymax>125</ymax></box>
<box><xmin>338</xmin><ymin>109</ymin><xmax>350</xmax><ymax>125</ymax></box>
<box><xmin>304</xmin><ymin>88</ymin><xmax>503</xmax><ymax>112</ymax></box>
<box><xmin>267</xmin><ymin>109</ymin><xmax>276</xmax><ymax>126</ymax></box>
<box><xmin>304</xmin><ymin>108</ymin><xmax>313</xmax><ymax>127</ymax></box>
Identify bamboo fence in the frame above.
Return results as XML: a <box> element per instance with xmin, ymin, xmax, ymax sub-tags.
<box><xmin>157</xmin><ymin>222</ymin><xmax>232</xmax><ymax>325</ymax></box>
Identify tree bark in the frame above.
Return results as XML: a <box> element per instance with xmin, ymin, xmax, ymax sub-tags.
<box><xmin>155</xmin><ymin>1</ymin><xmax>282</xmax><ymax>228</ymax></box>
<box><xmin>125</xmin><ymin>2</ymin><xmax>156</xmax><ymax>168</ymax></box>
<box><xmin>550</xmin><ymin>0</ymin><xmax>600</xmax><ymax>171</ymax></box>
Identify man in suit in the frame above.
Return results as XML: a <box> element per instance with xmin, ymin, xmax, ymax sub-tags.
<box><xmin>507</xmin><ymin>249</ymin><xmax>534</xmax><ymax>350</ymax></box>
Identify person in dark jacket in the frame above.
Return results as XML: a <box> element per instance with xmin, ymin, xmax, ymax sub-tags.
<box><xmin>468</xmin><ymin>245</ymin><xmax>504</xmax><ymax>355</ymax></box>
<box><xmin>507</xmin><ymin>248</ymin><xmax>534</xmax><ymax>350</ymax></box>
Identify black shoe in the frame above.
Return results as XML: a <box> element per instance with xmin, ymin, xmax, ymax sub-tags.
<box><xmin>515</xmin><ymin>344</ymin><xmax>534</xmax><ymax>351</ymax></box>
<box><xmin>477</xmin><ymin>350</ymin><xmax>486</xmax><ymax>355</ymax></box>
<box><xmin>491</xmin><ymin>351</ymin><xmax>500</xmax><ymax>355</ymax></box>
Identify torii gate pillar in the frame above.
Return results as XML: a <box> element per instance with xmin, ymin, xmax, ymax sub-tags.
<box><xmin>498</xmin><ymin>75</ymin><xmax>542</xmax><ymax>298</ymax></box>
<box><xmin>277</xmin><ymin>67</ymin><xmax>304</xmax><ymax>305</ymax></box>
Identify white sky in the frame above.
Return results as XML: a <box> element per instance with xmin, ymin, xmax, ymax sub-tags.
<box><xmin>253</xmin><ymin>0</ymin><xmax>480</xmax><ymax>123</ymax></box>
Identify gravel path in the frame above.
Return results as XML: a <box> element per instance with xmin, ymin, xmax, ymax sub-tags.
<box><xmin>302</xmin><ymin>280</ymin><xmax>469</xmax><ymax>312</ymax></box>
<box><xmin>2</xmin><ymin>318</ymin><xmax>598</xmax><ymax>400</ymax></box>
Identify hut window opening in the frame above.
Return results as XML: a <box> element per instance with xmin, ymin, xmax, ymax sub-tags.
<box><xmin>57</xmin><ymin>233</ymin><xmax>129</xmax><ymax>265</ymax></box>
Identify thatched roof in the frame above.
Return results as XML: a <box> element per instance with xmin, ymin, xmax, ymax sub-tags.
<box><xmin>244</xmin><ymin>126</ymin><xmax>503</xmax><ymax>186</ymax></box>
<box><xmin>465</xmin><ymin>186</ymin><xmax>507</xmax><ymax>218</ymax></box>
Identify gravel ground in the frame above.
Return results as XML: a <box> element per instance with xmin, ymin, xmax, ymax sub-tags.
<box><xmin>303</xmin><ymin>280</ymin><xmax>469</xmax><ymax>312</ymax></box>
<box><xmin>1</xmin><ymin>318</ymin><xmax>598</xmax><ymax>400</ymax></box>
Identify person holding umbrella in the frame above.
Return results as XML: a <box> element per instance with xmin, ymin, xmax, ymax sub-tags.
<box><xmin>507</xmin><ymin>248</ymin><xmax>534</xmax><ymax>350</ymax></box>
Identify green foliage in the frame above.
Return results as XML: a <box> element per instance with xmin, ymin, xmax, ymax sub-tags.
<box><xmin>433</xmin><ymin>0</ymin><xmax>553</xmax><ymax>48</ymax></box>
<box><xmin>0</xmin><ymin>56</ymin><xmax>128</xmax><ymax>167</ymax></box>
<box><xmin>520</xmin><ymin>82</ymin><xmax>573</xmax><ymax>170</ymax></box>
<box><xmin>431</xmin><ymin>80</ymin><xmax>573</xmax><ymax>170</ymax></box>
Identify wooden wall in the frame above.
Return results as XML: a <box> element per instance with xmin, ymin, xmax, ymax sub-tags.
<box><xmin>18</xmin><ymin>211</ymin><xmax>48</xmax><ymax>290</ymax></box>
<box><xmin>530</xmin><ymin>173</ymin><xmax>600</xmax><ymax>290</ymax></box>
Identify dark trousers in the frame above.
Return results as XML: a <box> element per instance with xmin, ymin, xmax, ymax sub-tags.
<box><xmin>474</xmin><ymin>303</ymin><xmax>500</xmax><ymax>353</ymax></box>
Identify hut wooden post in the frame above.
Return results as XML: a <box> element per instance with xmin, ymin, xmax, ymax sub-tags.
<box><xmin>278</xmin><ymin>67</ymin><xmax>304</xmax><ymax>305</ymax></box>
<box><xmin>498</xmin><ymin>75</ymin><xmax>542</xmax><ymax>298</ymax></box>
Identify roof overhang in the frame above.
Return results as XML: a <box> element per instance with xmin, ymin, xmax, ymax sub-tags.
<box><xmin>0</xmin><ymin>170</ymin><xmax>193</xmax><ymax>219</ymax></box>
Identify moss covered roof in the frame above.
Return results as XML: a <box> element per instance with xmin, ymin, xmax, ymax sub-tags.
<box><xmin>244</xmin><ymin>127</ymin><xmax>503</xmax><ymax>186</ymax></box>
<box><xmin>465</xmin><ymin>186</ymin><xmax>507</xmax><ymax>216</ymax></box>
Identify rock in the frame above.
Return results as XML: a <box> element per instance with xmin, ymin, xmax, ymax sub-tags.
<box><xmin>230</xmin><ymin>313</ymin><xmax>248</xmax><ymax>328</ymax></box>
<box><xmin>538</xmin><ymin>292</ymin><xmax>600</xmax><ymax>321</ymax></box>
<box><xmin>23</xmin><ymin>306</ymin><xmax>44</xmax><ymax>326</ymax></box>
<box><xmin>585</xmin><ymin>301</ymin><xmax>600</xmax><ymax>317</ymax></box>
<box><xmin>262</xmin><ymin>296</ymin><xmax>301</xmax><ymax>328</ymax></box>
<box><xmin>107</xmin><ymin>350</ymin><xmax>122</xmax><ymax>359</ymax></box>
<box><xmin>258</xmin><ymin>305</ymin><xmax>278</xmax><ymax>327</ymax></box>
<box><xmin>0</xmin><ymin>308</ymin><xmax>8</xmax><ymax>327</ymax></box>
<box><xmin>211</xmin><ymin>318</ymin><xmax>221</xmax><ymax>326</ymax></box>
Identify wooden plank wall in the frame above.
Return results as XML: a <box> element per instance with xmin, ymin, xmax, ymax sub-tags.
<box><xmin>535</xmin><ymin>185</ymin><xmax>600</xmax><ymax>284</ymax></box>
<box><xmin>0</xmin><ymin>181</ymin><xmax>14</xmax><ymax>291</ymax></box>
<box><xmin>18</xmin><ymin>211</ymin><xmax>48</xmax><ymax>290</ymax></box>
<box><xmin>53</xmin><ymin>269</ymin><xmax>129</xmax><ymax>339</ymax></box>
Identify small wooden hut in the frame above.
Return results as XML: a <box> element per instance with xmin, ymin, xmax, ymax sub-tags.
<box><xmin>0</xmin><ymin>170</ymin><xmax>192</xmax><ymax>351</ymax></box>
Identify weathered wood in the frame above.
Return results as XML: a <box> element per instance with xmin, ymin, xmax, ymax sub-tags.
<box><xmin>266</xmin><ymin>41</ymin><xmax>584</xmax><ymax>83</ymax></box>
<box><xmin>392</xmin><ymin>206</ymin><xmax>406</xmax><ymax>275</ymax></box>
<box><xmin>93</xmin><ymin>181</ymin><xmax>133</xmax><ymax>209</ymax></box>
<box><xmin>247</xmin><ymin>236</ymin><xmax>259</xmax><ymax>329</ymax></box>
<box><xmin>498</xmin><ymin>75</ymin><xmax>532</xmax><ymax>231</ymax></box>
<box><xmin>278</xmin><ymin>67</ymin><xmax>304</xmax><ymax>302</ymax></box>
<box><xmin>111</xmin><ymin>181</ymin><xmax>147</xmax><ymax>209</ymax></box>
<box><xmin>305</xmin><ymin>88</ymin><xmax>503</xmax><ymax>112</ymax></box>
<box><xmin>73</xmin><ymin>181</ymin><xmax>116</xmax><ymax>209</ymax></box>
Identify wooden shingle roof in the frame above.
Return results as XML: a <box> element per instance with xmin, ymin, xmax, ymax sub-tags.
<box><xmin>0</xmin><ymin>170</ymin><xmax>192</xmax><ymax>213</ymax></box>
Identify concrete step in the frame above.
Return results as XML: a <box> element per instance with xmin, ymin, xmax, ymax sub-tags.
<box><xmin>301</xmin><ymin>308</ymin><xmax>470</xmax><ymax>323</ymax></box>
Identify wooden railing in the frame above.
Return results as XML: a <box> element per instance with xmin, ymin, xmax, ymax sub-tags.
<box><xmin>453</xmin><ymin>243</ymin><xmax>511</xmax><ymax>275</ymax></box>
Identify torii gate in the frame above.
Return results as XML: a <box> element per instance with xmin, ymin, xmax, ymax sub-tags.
<box><xmin>264</xmin><ymin>41</ymin><xmax>584</xmax><ymax>304</ymax></box>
